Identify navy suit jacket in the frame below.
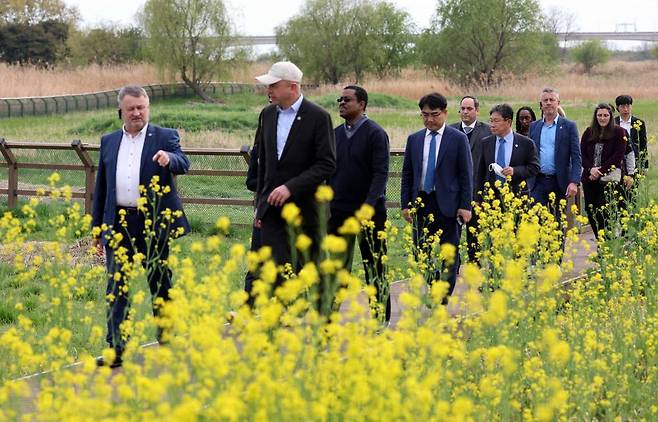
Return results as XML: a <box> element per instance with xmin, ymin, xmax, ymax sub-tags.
<box><xmin>528</xmin><ymin>117</ymin><xmax>582</xmax><ymax>195</ymax></box>
<box><xmin>400</xmin><ymin>125</ymin><xmax>473</xmax><ymax>217</ymax></box>
<box><xmin>92</xmin><ymin>124</ymin><xmax>190</xmax><ymax>244</ymax></box>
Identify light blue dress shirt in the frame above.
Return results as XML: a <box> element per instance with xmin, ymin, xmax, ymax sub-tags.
<box><xmin>276</xmin><ymin>94</ymin><xmax>304</xmax><ymax>159</ymax></box>
<box><xmin>495</xmin><ymin>131</ymin><xmax>514</xmax><ymax>167</ymax></box>
<box><xmin>539</xmin><ymin>115</ymin><xmax>558</xmax><ymax>175</ymax></box>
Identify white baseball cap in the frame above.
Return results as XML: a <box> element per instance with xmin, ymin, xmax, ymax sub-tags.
<box><xmin>255</xmin><ymin>61</ymin><xmax>303</xmax><ymax>85</ymax></box>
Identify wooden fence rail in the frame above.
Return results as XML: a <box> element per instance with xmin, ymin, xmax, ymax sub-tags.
<box><xmin>0</xmin><ymin>139</ymin><xmax>409</xmax><ymax>217</ymax></box>
<box><xmin>0</xmin><ymin>139</ymin><xmax>578</xmax><ymax>228</ymax></box>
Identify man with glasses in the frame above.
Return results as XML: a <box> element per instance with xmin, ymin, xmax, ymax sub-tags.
<box><xmin>329</xmin><ymin>85</ymin><xmax>390</xmax><ymax>320</ymax></box>
<box><xmin>475</xmin><ymin>104</ymin><xmax>539</xmax><ymax>201</ymax></box>
<box><xmin>400</xmin><ymin>92</ymin><xmax>473</xmax><ymax>301</ymax></box>
<box><xmin>253</xmin><ymin>61</ymin><xmax>336</xmax><ymax>280</ymax></box>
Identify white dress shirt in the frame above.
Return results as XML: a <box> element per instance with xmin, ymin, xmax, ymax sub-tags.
<box><xmin>276</xmin><ymin>94</ymin><xmax>304</xmax><ymax>159</ymax></box>
<box><xmin>619</xmin><ymin>116</ymin><xmax>632</xmax><ymax>136</ymax></box>
<box><xmin>419</xmin><ymin>125</ymin><xmax>445</xmax><ymax>191</ymax></box>
<box><xmin>115</xmin><ymin>124</ymin><xmax>148</xmax><ymax>207</ymax></box>
<box><xmin>461</xmin><ymin>121</ymin><xmax>476</xmax><ymax>133</ymax></box>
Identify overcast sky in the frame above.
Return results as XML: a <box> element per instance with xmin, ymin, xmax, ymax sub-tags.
<box><xmin>65</xmin><ymin>0</ymin><xmax>658</xmax><ymax>48</ymax></box>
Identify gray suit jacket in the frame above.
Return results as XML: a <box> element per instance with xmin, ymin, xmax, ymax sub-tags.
<box><xmin>450</xmin><ymin>120</ymin><xmax>492</xmax><ymax>194</ymax></box>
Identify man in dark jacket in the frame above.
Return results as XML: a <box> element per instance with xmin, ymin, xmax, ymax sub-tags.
<box><xmin>328</xmin><ymin>85</ymin><xmax>390</xmax><ymax>319</ymax></box>
<box><xmin>92</xmin><ymin>85</ymin><xmax>190</xmax><ymax>368</ymax></box>
<box><xmin>476</xmin><ymin>104</ymin><xmax>540</xmax><ymax>201</ymax></box>
<box><xmin>254</xmin><ymin>61</ymin><xmax>336</xmax><ymax>272</ymax></box>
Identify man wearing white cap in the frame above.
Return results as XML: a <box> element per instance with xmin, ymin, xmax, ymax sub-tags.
<box><xmin>252</xmin><ymin>61</ymin><xmax>336</xmax><ymax>284</ymax></box>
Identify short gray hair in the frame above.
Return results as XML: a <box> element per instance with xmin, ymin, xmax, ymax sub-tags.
<box><xmin>118</xmin><ymin>85</ymin><xmax>148</xmax><ymax>105</ymax></box>
<box><xmin>540</xmin><ymin>87</ymin><xmax>560</xmax><ymax>100</ymax></box>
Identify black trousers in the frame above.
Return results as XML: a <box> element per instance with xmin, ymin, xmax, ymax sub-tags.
<box><xmin>105</xmin><ymin>210</ymin><xmax>171</xmax><ymax>356</ymax></box>
<box><xmin>328</xmin><ymin>205</ymin><xmax>390</xmax><ymax>321</ymax></box>
<box><xmin>244</xmin><ymin>223</ymin><xmax>261</xmax><ymax>307</ymax></box>
<box><xmin>260</xmin><ymin>205</ymin><xmax>320</xmax><ymax>282</ymax></box>
<box><xmin>583</xmin><ymin>181</ymin><xmax>620</xmax><ymax>240</ymax></box>
<box><xmin>414</xmin><ymin>192</ymin><xmax>461</xmax><ymax>298</ymax></box>
<box><xmin>465</xmin><ymin>208</ymin><xmax>479</xmax><ymax>263</ymax></box>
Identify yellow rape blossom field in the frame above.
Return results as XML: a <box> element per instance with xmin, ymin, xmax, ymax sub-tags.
<box><xmin>0</xmin><ymin>174</ymin><xmax>657</xmax><ymax>421</ymax></box>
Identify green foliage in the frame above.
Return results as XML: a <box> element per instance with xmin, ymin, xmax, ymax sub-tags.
<box><xmin>0</xmin><ymin>19</ymin><xmax>69</xmax><ymax>66</ymax></box>
<box><xmin>417</xmin><ymin>0</ymin><xmax>558</xmax><ymax>87</ymax></box>
<box><xmin>68</xmin><ymin>26</ymin><xmax>145</xmax><ymax>66</ymax></box>
<box><xmin>276</xmin><ymin>0</ymin><xmax>413</xmax><ymax>84</ymax></box>
<box><xmin>68</xmin><ymin>107</ymin><xmax>259</xmax><ymax>136</ymax></box>
<box><xmin>571</xmin><ymin>40</ymin><xmax>610</xmax><ymax>73</ymax></box>
<box><xmin>0</xmin><ymin>0</ymin><xmax>79</xmax><ymax>25</ymax></box>
<box><xmin>140</xmin><ymin>0</ymin><xmax>246</xmax><ymax>101</ymax></box>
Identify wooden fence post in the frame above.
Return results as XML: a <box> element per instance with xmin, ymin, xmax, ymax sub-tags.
<box><xmin>239</xmin><ymin>144</ymin><xmax>251</xmax><ymax>165</ymax></box>
<box><xmin>71</xmin><ymin>140</ymin><xmax>96</xmax><ymax>214</ymax></box>
<box><xmin>0</xmin><ymin>138</ymin><xmax>18</xmax><ymax>208</ymax></box>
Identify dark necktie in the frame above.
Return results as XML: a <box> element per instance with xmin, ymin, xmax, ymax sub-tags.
<box><xmin>496</xmin><ymin>138</ymin><xmax>507</xmax><ymax>183</ymax></box>
<box><xmin>423</xmin><ymin>131</ymin><xmax>438</xmax><ymax>192</ymax></box>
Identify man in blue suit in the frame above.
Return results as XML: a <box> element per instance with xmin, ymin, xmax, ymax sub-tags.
<box><xmin>528</xmin><ymin>87</ymin><xmax>582</xmax><ymax>214</ymax></box>
<box><xmin>92</xmin><ymin>85</ymin><xmax>190</xmax><ymax>367</ymax></box>
<box><xmin>401</xmin><ymin>92</ymin><xmax>473</xmax><ymax>300</ymax></box>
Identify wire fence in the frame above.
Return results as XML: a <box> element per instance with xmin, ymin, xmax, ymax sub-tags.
<box><xmin>0</xmin><ymin>139</ymin><xmax>408</xmax><ymax>227</ymax></box>
<box><xmin>0</xmin><ymin>139</ymin><xmax>584</xmax><ymax>229</ymax></box>
<box><xmin>0</xmin><ymin>83</ymin><xmax>263</xmax><ymax>119</ymax></box>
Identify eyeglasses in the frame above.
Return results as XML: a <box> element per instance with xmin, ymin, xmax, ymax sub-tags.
<box><xmin>489</xmin><ymin>118</ymin><xmax>510</xmax><ymax>124</ymax></box>
<box><xmin>337</xmin><ymin>97</ymin><xmax>354</xmax><ymax>103</ymax></box>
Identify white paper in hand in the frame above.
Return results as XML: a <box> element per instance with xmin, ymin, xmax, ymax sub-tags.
<box><xmin>489</xmin><ymin>163</ymin><xmax>505</xmax><ymax>178</ymax></box>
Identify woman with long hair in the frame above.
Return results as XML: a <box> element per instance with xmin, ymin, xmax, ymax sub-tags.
<box><xmin>580</xmin><ymin>103</ymin><xmax>627</xmax><ymax>240</ymax></box>
<box><xmin>515</xmin><ymin>106</ymin><xmax>536</xmax><ymax>136</ymax></box>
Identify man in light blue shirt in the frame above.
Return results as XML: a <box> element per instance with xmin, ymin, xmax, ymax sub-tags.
<box><xmin>528</xmin><ymin>87</ymin><xmax>582</xmax><ymax>212</ymax></box>
<box><xmin>276</xmin><ymin>94</ymin><xmax>304</xmax><ymax>159</ymax></box>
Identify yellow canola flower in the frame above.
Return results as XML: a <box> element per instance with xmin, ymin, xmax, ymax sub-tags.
<box><xmin>322</xmin><ymin>235</ymin><xmax>347</xmax><ymax>254</ymax></box>
<box><xmin>295</xmin><ymin>234</ymin><xmax>312</xmax><ymax>251</ymax></box>
<box><xmin>355</xmin><ymin>203</ymin><xmax>375</xmax><ymax>221</ymax></box>
<box><xmin>338</xmin><ymin>217</ymin><xmax>360</xmax><ymax>235</ymax></box>
<box><xmin>215</xmin><ymin>216</ymin><xmax>231</xmax><ymax>233</ymax></box>
<box><xmin>281</xmin><ymin>203</ymin><xmax>301</xmax><ymax>226</ymax></box>
<box><xmin>315</xmin><ymin>185</ymin><xmax>334</xmax><ymax>202</ymax></box>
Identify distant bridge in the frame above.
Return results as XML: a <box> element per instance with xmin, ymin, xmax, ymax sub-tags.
<box><xmin>232</xmin><ymin>32</ymin><xmax>658</xmax><ymax>46</ymax></box>
<box><xmin>556</xmin><ymin>32</ymin><xmax>658</xmax><ymax>42</ymax></box>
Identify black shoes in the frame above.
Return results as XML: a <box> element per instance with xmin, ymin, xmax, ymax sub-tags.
<box><xmin>96</xmin><ymin>355</ymin><xmax>123</xmax><ymax>368</ymax></box>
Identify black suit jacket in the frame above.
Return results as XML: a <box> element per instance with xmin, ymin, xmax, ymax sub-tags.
<box><xmin>476</xmin><ymin>132</ymin><xmax>540</xmax><ymax>201</ymax></box>
<box><xmin>614</xmin><ymin>115</ymin><xmax>648</xmax><ymax>169</ymax></box>
<box><xmin>255</xmin><ymin>97</ymin><xmax>336</xmax><ymax>226</ymax></box>
<box><xmin>450</xmin><ymin>120</ymin><xmax>492</xmax><ymax>193</ymax></box>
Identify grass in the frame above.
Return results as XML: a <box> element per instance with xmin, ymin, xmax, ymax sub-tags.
<box><xmin>0</xmin><ymin>83</ymin><xmax>656</xmax><ymax>351</ymax></box>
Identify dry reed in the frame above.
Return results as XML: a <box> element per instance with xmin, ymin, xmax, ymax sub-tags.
<box><xmin>3</xmin><ymin>60</ymin><xmax>658</xmax><ymax>102</ymax></box>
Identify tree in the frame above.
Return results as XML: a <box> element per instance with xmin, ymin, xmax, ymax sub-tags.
<box><xmin>0</xmin><ymin>0</ymin><xmax>79</xmax><ymax>25</ymax></box>
<box><xmin>68</xmin><ymin>26</ymin><xmax>145</xmax><ymax>66</ymax></box>
<box><xmin>418</xmin><ymin>0</ymin><xmax>558</xmax><ymax>88</ymax></box>
<box><xmin>544</xmin><ymin>6</ymin><xmax>578</xmax><ymax>61</ymax></box>
<box><xmin>276</xmin><ymin>0</ymin><xmax>412</xmax><ymax>84</ymax></box>
<box><xmin>0</xmin><ymin>19</ymin><xmax>68</xmax><ymax>66</ymax></box>
<box><xmin>571</xmin><ymin>40</ymin><xmax>609</xmax><ymax>73</ymax></box>
<box><xmin>140</xmin><ymin>0</ymin><xmax>244</xmax><ymax>102</ymax></box>
<box><xmin>368</xmin><ymin>2</ymin><xmax>415</xmax><ymax>78</ymax></box>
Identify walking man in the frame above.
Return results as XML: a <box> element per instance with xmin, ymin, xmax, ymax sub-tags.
<box><xmin>92</xmin><ymin>85</ymin><xmax>190</xmax><ymax>368</ymax></box>
<box><xmin>401</xmin><ymin>92</ymin><xmax>473</xmax><ymax>300</ymax></box>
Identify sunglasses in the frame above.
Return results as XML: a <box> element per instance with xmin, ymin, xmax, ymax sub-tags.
<box><xmin>336</xmin><ymin>97</ymin><xmax>354</xmax><ymax>103</ymax></box>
